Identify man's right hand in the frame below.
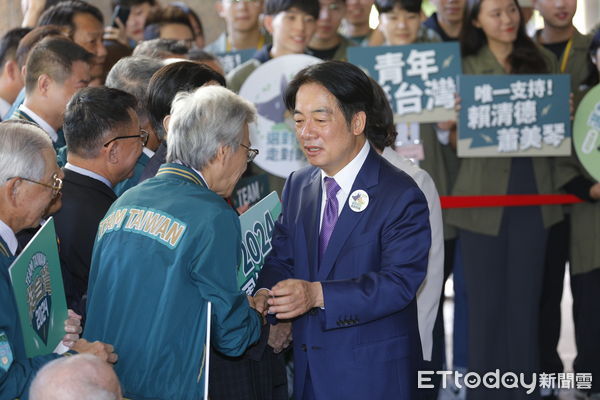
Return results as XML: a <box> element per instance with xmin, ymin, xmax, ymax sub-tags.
<box><xmin>71</xmin><ymin>339</ymin><xmax>118</xmax><ymax>364</ymax></box>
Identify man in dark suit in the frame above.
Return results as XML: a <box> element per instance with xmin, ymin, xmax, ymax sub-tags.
<box><xmin>52</xmin><ymin>86</ymin><xmax>143</xmax><ymax>316</ymax></box>
<box><xmin>254</xmin><ymin>61</ymin><xmax>431</xmax><ymax>399</ymax></box>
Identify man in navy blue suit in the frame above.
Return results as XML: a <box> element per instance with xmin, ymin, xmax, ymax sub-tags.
<box><xmin>254</xmin><ymin>61</ymin><xmax>431</xmax><ymax>399</ymax></box>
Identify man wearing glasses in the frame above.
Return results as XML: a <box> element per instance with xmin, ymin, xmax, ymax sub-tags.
<box><xmin>84</xmin><ymin>86</ymin><xmax>262</xmax><ymax>400</ymax></box>
<box><xmin>0</xmin><ymin>120</ymin><xmax>118</xmax><ymax>399</ymax></box>
<box><xmin>51</xmin><ymin>86</ymin><xmax>143</xmax><ymax>317</ymax></box>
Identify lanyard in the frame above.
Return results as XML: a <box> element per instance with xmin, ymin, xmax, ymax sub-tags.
<box><xmin>560</xmin><ymin>37</ymin><xmax>573</xmax><ymax>73</ymax></box>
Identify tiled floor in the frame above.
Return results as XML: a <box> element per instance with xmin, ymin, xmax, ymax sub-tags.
<box><xmin>442</xmin><ymin>269</ymin><xmax>584</xmax><ymax>399</ymax></box>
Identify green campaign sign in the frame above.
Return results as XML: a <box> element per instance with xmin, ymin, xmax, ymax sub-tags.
<box><xmin>573</xmin><ymin>85</ymin><xmax>600</xmax><ymax>182</ymax></box>
<box><xmin>237</xmin><ymin>191</ymin><xmax>281</xmax><ymax>295</ymax></box>
<box><xmin>9</xmin><ymin>218</ymin><xmax>67</xmax><ymax>357</ymax></box>
<box><xmin>232</xmin><ymin>174</ymin><xmax>270</xmax><ymax>209</ymax></box>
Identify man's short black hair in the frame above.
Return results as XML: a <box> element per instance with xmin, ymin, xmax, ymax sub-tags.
<box><xmin>146</xmin><ymin>61</ymin><xmax>226</xmax><ymax>141</ymax></box>
<box><xmin>366</xmin><ymin>77</ymin><xmax>397</xmax><ymax>151</ymax></box>
<box><xmin>64</xmin><ymin>86</ymin><xmax>138</xmax><ymax>158</ymax></box>
<box><xmin>0</xmin><ymin>28</ymin><xmax>31</xmax><ymax>70</ymax></box>
<box><xmin>39</xmin><ymin>0</ymin><xmax>104</xmax><ymax>37</ymax></box>
<box><xmin>25</xmin><ymin>37</ymin><xmax>93</xmax><ymax>94</ymax></box>
<box><xmin>285</xmin><ymin>60</ymin><xmax>375</xmax><ymax>131</ymax></box>
<box><xmin>375</xmin><ymin>0</ymin><xmax>422</xmax><ymax>14</ymax></box>
<box><xmin>264</xmin><ymin>0</ymin><xmax>320</xmax><ymax>20</ymax></box>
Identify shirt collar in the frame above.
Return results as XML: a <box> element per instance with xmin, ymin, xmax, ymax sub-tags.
<box><xmin>320</xmin><ymin>141</ymin><xmax>370</xmax><ymax>196</ymax></box>
<box><xmin>19</xmin><ymin>104</ymin><xmax>58</xmax><ymax>143</ymax></box>
<box><xmin>64</xmin><ymin>163</ymin><xmax>113</xmax><ymax>189</ymax></box>
<box><xmin>142</xmin><ymin>147</ymin><xmax>155</xmax><ymax>158</ymax></box>
<box><xmin>0</xmin><ymin>219</ymin><xmax>18</xmax><ymax>256</ymax></box>
<box><xmin>0</xmin><ymin>97</ymin><xmax>10</xmax><ymax>119</ymax></box>
<box><xmin>172</xmin><ymin>160</ymin><xmax>209</xmax><ymax>189</ymax></box>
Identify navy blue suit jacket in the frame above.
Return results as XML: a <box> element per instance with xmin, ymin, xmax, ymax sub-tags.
<box><xmin>257</xmin><ymin>148</ymin><xmax>431</xmax><ymax>399</ymax></box>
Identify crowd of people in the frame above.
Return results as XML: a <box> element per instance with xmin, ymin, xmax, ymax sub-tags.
<box><xmin>0</xmin><ymin>0</ymin><xmax>599</xmax><ymax>399</ymax></box>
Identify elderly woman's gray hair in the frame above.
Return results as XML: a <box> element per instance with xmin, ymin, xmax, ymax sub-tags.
<box><xmin>0</xmin><ymin>120</ymin><xmax>52</xmax><ymax>184</ymax></box>
<box><xmin>167</xmin><ymin>86</ymin><xmax>257</xmax><ymax>170</ymax></box>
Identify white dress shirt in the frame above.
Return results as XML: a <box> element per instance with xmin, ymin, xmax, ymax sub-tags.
<box><xmin>0</xmin><ymin>219</ymin><xmax>18</xmax><ymax>256</ymax></box>
<box><xmin>319</xmin><ymin>141</ymin><xmax>370</xmax><ymax>230</ymax></box>
<box><xmin>64</xmin><ymin>163</ymin><xmax>113</xmax><ymax>189</ymax></box>
<box><xmin>19</xmin><ymin>104</ymin><xmax>58</xmax><ymax>143</ymax></box>
<box><xmin>0</xmin><ymin>97</ymin><xmax>11</xmax><ymax>120</ymax></box>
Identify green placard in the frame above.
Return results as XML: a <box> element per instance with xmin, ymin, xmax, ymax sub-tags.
<box><xmin>237</xmin><ymin>191</ymin><xmax>281</xmax><ymax>295</ymax></box>
<box><xmin>232</xmin><ymin>174</ymin><xmax>270</xmax><ymax>209</ymax></box>
<box><xmin>8</xmin><ymin>218</ymin><xmax>67</xmax><ymax>357</ymax></box>
<box><xmin>573</xmin><ymin>85</ymin><xmax>600</xmax><ymax>182</ymax></box>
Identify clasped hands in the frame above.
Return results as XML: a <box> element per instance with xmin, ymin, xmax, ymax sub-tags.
<box><xmin>251</xmin><ymin>279</ymin><xmax>324</xmax><ymax>320</ymax></box>
<box><xmin>61</xmin><ymin>309</ymin><xmax>118</xmax><ymax>364</ymax></box>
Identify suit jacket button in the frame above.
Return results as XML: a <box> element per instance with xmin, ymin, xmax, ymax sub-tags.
<box><xmin>301</xmin><ymin>344</ymin><xmax>307</xmax><ymax>352</ymax></box>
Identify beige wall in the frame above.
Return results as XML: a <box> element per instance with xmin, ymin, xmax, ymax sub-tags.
<box><xmin>0</xmin><ymin>0</ymin><xmax>225</xmax><ymax>44</ymax></box>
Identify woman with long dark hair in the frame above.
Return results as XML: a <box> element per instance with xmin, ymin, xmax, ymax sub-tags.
<box><xmin>446</xmin><ymin>0</ymin><xmax>564</xmax><ymax>399</ymax></box>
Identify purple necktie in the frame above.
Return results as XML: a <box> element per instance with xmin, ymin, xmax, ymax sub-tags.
<box><xmin>319</xmin><ymin>177</ymin><xmax>341</xmax><ymax>261</ymax></box>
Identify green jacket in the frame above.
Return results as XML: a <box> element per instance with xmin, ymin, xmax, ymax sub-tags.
<box><xmin>84</xmin><ymin>163</ymin><xmax>262</xmax><ymax>400</ymax></box>
<box><xmin>555</xmin><ymin>152</ymin><xmax>600</xmax><ymax>275</ymax></box>
<box><xmin>534</xmin><ymin>29</ymin><xmax>593</xmax><ymax>106</ymax></box>
<box><xmin>446</xmin><ymin>45</ymin><xmax>563</xmax><ymax>235</ymax></box>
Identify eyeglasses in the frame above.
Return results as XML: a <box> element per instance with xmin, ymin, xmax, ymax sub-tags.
<box><xmin>240</xmin><ymin>143</ymin><xmax>259</xmax><ymax>163</ymax></box>
<box><xmin>103</xmin><ymin>129</ymin><xmax>149</xmax><ymax>147</ymax></box>
<box><xmin>8</xmin><ymin>173</ymin><xmax>63</xmax><ymax>197</ymax></box>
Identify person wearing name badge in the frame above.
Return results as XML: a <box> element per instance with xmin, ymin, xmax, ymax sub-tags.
<box><xmin>253</xmin><ymin>61</ymin><xmax>431</xmax><ymax>400</ymax></box>
<box><xmin>0</xmin><ymin>120</ymin><xmax>118</xmax><ymax>400</ymax></box>
<box><xmin>446</xmin><ymin>1</ymin><xmax>563</xmax><ymax>399</ymax></box>
<box><xmin>83</xmin><ymin>86</ymin><xmax>263</xmax><ymax>400</ymax></box>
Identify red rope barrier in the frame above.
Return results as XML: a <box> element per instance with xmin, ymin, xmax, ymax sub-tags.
<box><xmin>440</xmin><ymin>194</ymin><xmax>583</xmax><ymax>209</ymax></box>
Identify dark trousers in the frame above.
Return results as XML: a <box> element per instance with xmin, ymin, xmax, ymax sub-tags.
<box><xmin>538</xmin><ymin>217</ymin><xmax>570</xmax><ymax>375</ymax></box>
<box><xmin>571</xmin><ymin>269</ymin><xmax>600</xmax><ymax>394</ymax></box>
<box><xmin>460</xmin><ymin>205</ymin><xmax>547</xmax><ymax>400</ymax></box>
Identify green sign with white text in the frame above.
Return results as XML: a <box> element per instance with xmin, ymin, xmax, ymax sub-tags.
<box><xmin>237</xmin><ymin>192</ymin><xmax>281</xmax><ymax>295</ymax></box>
<box><xmin>9</xmin><ymin>218</ymin><xmax>67</xmax><ymax>357</ymax></box>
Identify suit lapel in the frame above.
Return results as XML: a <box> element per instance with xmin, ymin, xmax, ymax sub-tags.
<box><xmin>317</xmin><ymin>149</ymin><xmax>381</xmax><ymax>281</ymax></box>
<box><xmin>301</xmin><ymin>169</ymin><xmax>322</xmax><ymax>279</ymax></box>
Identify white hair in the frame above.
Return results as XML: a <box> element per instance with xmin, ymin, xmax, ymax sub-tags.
<box><xmin>29</xmin><ymin>354</ymin><xmax>121</xmax><ymax>400</ymax></box>
<box><xmin>0</xmin><ymin>120</ymin><xmax>52</xmax><ymax>184</ymax></box>
<box><xmin>167</xmin><ymin>85</ymin><xmax>257</xmax><ymax>170</ymax></box>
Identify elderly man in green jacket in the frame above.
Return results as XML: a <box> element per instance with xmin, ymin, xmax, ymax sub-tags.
<box><xmin>84</xmin><ymin>86</ymin><xmax>263</xmax><ymax>400</ymax></box>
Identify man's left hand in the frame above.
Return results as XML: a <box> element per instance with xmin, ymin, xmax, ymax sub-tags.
<box><xmin>62</xmin><ymin>309</ymin><xmax>82</xmax><ymax>348</ymax></box>
<box><xmin>268</xmin><ymin>279</ymin><xmax>323</xmax><ymax>319</ymax></box>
